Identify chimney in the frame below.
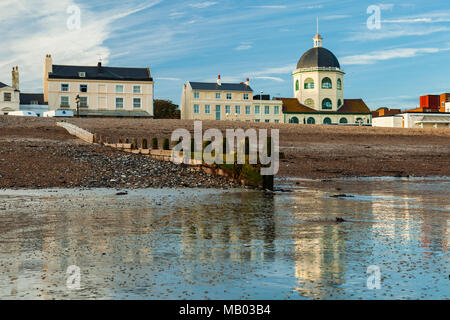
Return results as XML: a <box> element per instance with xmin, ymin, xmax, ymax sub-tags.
<box><xmin>43</xmin><ymin>54</ymin><xmax>53</xmax><ymax>103</ymax></box>
<box><xmin>12</xmin><ymin>66</ymin><xmax>19</xmax><ymax>91</ymax></box>
<box><xmin>97</xmin><ymin>61</ymin><xmax>102</xmax><ymax>73</ymax></box>
<box><xmin>217</xmin><ymin>75</ymin><xmax>221</xmax><ymax>86</ymax></box>
<box><xmin>245</xmin><ymin>78</ymin><xmax>250</xmax><ymax>86</ymax></box>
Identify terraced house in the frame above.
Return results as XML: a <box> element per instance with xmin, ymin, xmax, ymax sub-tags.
<box><xmin>0</xmin><ymin>67</ymin><xmax>20</xmax><ymax>115</ymax></box>
<box><xmin>180</xmin><ymin>76</ymin><xmax>283</xmax><ymax>123</ymax></box>
<box><xmin>43</xmin><ymin>54</ymin><xmax>154</xmax><ymax>117</ymax></box>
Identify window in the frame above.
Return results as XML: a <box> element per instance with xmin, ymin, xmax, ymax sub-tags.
<box><xmin>225</xmin><ymin>105</ymin><xmax>231</xmax><ymax>114</ymax></box>
<box><xmin>265</xmin><ymin>106</ymin><xmax>270</xmax><ymax>115</ymax></box>
<box><xmin>133</xmin><ymin>98</ymin><xmax>141</xmax><ymax>108</ymax></box>
<box><xmin>356</xmin><ymin>117</ymin><xmax>364</xmax><ymax>124</ymax></box>
<box><xmin>216</xmin><ymin>93</ymin><xmax>221</xmax><ymax>99</ymax></box>
<box><xmin>79</xmin><ymin>97</ymin><xmax>88</xmax><ymax>108</ymax></box>
<box><xmin>323</xmin><ymin>117</ymin><xmax>332</xmax><ymax>125</ymax></box>
<box><xmin>274</xmin><ymin>106</ymin><xmax>280</xmax><ymax>115</ymax></box>
<box><xmin>295</xmin><ymin>80</ymin><xmax>299</xmax><ymax>91</ymax></box>
<box><xmin>339</xmin><ymin>117</ymin><xmax>348</xmax><ymax>124</ymax></box>
<box><xmin>265</xmin><ymin>119</ymin><xmax>270</xmax><ymax>123</ymax></box>
<box><xmin>194</xmin><ymin>92</ymin><xmax>199</xmax><ymax>99</ymax></box>
<box><xmin>226</xmin><ymin>93</ymin><xmax>232</xmax><ymax>100</ymax></box>
<box><xmin>235</xmin><ymin>106</ymin><xmax>241</xmax><ymax>114</ymax></box>
<box><xmin>205</xmin><ymin>105</ymin><xmax>211</xmax><ymax>114</ymax></box>
<box><xmin>338</xmin><ymin>99</ymin><xmax>342</xmax><ymax>108</ymax></box>
<box><xmin>305</xmin><ymin>98</ymin><xmax>315</xmax><ymax>108</ymax></box>
<box><xmin>245</xmin><ymin>105</ymin><xmax>251</xmax><ymax>115</ymax></box>
<box><xmin>194</xmin><ymin>104</ymin><xmax>200</xmax><ymax>114</ymax></box>
<box><xmin>255</xmin><ymin>119</ymin><xmax>260</xmax><ymax>123</ymax></box>
<box><xmin>115</xmin><ymin>97</ymin><xmax>124</xmax><ymax>108</ymax></box>
<box><xmin>78</xmin><ymin>72</ymin><xmax>86</xmax><ymax>78</ymax></box>
<box><xmin>289</xmin><ymin>117</ymin><xmax>299</xmax><ymax>124</ymax></box>
<box><xmin>255</xmin><ymin>105</ymin><xmax>260</xmax><ymax>114</ymax></box>
<box><xmin>3</xmin><ymin>93</ymin><xmax>11</xmax><ymax>102</ymax></box>
<box><xmin>133</xmin><ymin>86</ymin><xmax>141</xmax><ymax>94</ymax></box>
<box><xmin>322</xmin><ymin>98</ymin><xmax>332</xmax><ymax>110</ymax></box>
<box><xmin>80</xmin><ymin>84</ymin><xmax>88</xmax><ymax>93</ymax></box>
<box><xmin>30</xmin><ymin>100</ymin><xmax>38</xmax><ymax>105</ymax></box>
<box><xmin>304</xmin><ymin>78</ymin><xmax>314</xmax><ymax>89</ymax></box>
<box><xmin>275</xmin><ymin>120</ymin><xmax>279</xmax><ymax>123</ymax></box>
<box><xmin>61</xmin><ymin>84</ymin><xmax>69</xmax><ymax>92</ymax></box>
<box><xmin>116</xmin><ymin>85</ymin><xmax>124</xmax><ymax>93</ymax></box>
<box><xmin>307</xmin><ymin>117</ymin><xmax>316</xmax><ymax>124</ymax></box>
<box><xmin>337</xmin><ymin>79</ymin><xmax>342</xmax><ymax>90</ymax></box>
<box><xmin>322</xmin><ymin>77</ymin><xmax>332</xmax><ymax>89</ymax></box>
<box><xmin>243</xmin><ymin>94</ymin><xmax>249</xmax><ymax>100</ymax></box>
<box><xmin>60</xmin><ymin>96</ymin><xmax>69</xmax><ymax>107</ymax></box>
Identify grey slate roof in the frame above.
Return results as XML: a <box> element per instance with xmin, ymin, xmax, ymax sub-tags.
<box><xmin>189</xmin><ymin>82</ymin><xmax>253</xmax><ymax>92</ymax></box>
<box><xmin>20</xmin><ymin>93</ymin><xmax>47</xmax><ymax>105</ymax></box>
<box><xmin>297</xmin><ymin>47</ymin><xmax>341</xmax><ymax>69</ymax></box>
<box><xmin>0</xmin><ymin>82</ymin><xmax>10</xmax><ymax>88</ymax></box>
<box><xmin>49</xmin><ymin>64</ymin><xmax>153</xmax><ymax>82</ymax></box>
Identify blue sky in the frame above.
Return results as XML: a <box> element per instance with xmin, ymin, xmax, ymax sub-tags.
<box><xmin>1</xmin><ymin>0</ymin><xmax>449</xmax><ymax>109</ymax></box>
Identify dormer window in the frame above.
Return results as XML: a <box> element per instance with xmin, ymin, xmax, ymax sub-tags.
<box><xmin>78</xmin><ymin>72</ymin><xmax>86</xmax><ymax>78</ymax></box>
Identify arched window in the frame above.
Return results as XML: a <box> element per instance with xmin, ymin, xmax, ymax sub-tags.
<box><xmin>295</xmin><ymin>80</ymin><xmax>299</xmax><ymax>91</ymax></box>
<box><xmin>323</xmin><ymin>117</ymin><xmax>332</xmax><ymax>125</ymax></box>
<box><xmin>337</xmin><ymin>79</ymin><xmax>342</xmax><ymax>90</ymax></box>
<box><xmin>356</xmin><ymin>118</ymin><xmax>364</xmax><ymax>125</ymax></box>
<box><xmin>337</xmin><ymin>99</ymin><xmax>342</xmax><ymax>108</ymax></box>
<box><xmin>339</xmin><ymin>117</ymin><xmax>348</xmax><ymax>124</ymax></box>
<box><xmin>290</xmin><ymin>117</ymin><xmax>299</xmax><ymax>124</ymax></box>
<box><xmin>304</xmin><ymin>98</ymin><xmax>315</xmax><ymax>108</ymax></box>
<box><xmin>322</xmin><ymin>77</ymin><xmax>332</xmax><ymax>89</ymax></box>
<box><xmin>304</xmin><ymin>78</ymin><xmax>314</xmax><ymax>89</ymax></box>
<box><xmin>322</xmin><ymin>98</ymin><xmax>332</xmax><ymax>110</ymax></box>
<box><xmin>307</xmin><ymin>117</ymin><xmax>316</xmax><ymax>124</ymax></box>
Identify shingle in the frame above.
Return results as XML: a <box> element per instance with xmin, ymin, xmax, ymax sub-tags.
<box><xmin>189</xmin><ymin>82</ymin><xmax>253</xmax><ymax>92</ymax></box>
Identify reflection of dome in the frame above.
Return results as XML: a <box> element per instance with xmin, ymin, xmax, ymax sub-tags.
<box><xmin>297</xmin><ymin>47</ymin><xmax>341</xmax><ymax>69</ymax></box>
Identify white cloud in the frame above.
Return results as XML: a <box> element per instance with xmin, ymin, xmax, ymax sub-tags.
<box><xmin>347</xmin><ymin>25</ymin><xmax>450</xmax><ymax>41</ymax></box>
<box><xmin>155</xmin><ymin>77</ymin><xmax>182</xmax><ymax>81</ymax></box>
<box><xmin>235</xmin><ymin>44</ymin><xmax>252</xmax><ymax>51</ymax></box>
<box><xmin>323</xmin><ymin>15</ymin><xmax>351</xmax><ymax>20</ymax></box>
<box><xmin>253</xmin><ymin>76</ymin><xmax>284</xmax><ymax>82</ymax></box>
<box><xmin>0</xmin><ymin>0</ymin><xmax>161</xmax><ymax>92</ymax></box>
<box><xmin>340</xmin><ymin>47</ymin><xmax>449</xmax><ymax>65</ymax></box>
<box><xmin>379</xmin><ymin>3</ymin><xmax>394</xmax><ymax>10</ymax></box>
<box><xmin>189</xmin><ymin>1</ymin><xmax>217</xmax><ymax>9</ymax></box>
<box><xmin>251</xmin><ymin>5</ymin><xmax>287</xmax><ymax>9</ymax></box>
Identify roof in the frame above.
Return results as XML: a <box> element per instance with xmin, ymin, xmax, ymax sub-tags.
<box><xmin>277</xmin><ymin>98</ymin><xmax>371</xmax><ymax>114</ymax></box>
<box><xmin>49</xmin><ymin>64</ymin><xmax>153</xmax><ymax>82</ymax></box>
<box><xmin>337</xmin><ymin>99</ymin><xmax>371</xmax><ymax>114</ymax></box>
<box><xmin>276</xmin><ymin>98</ymin><xmax>317</xmax><ymax>113</ymax></box>
<box><xmin>189</xmin><ymin>82</ymin><xmax>253</xmax><ymax>92</ymax></box>
<box><xmin>0</xmin><ymin>82</ymin><xmax>10</xmax><ymax>89</ymax></box>
<box><xmin>20</xmin><ymin>93</ymin><xmax>47</xmax><ymax>105</ymax></box>
<box><xmin>297</xmin><ymin>47</ymin><xmax>341</xmax><ymax>69</ymax></box>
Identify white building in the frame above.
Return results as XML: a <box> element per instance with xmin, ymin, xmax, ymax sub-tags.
<box><xmin>0</xmin><ymin>67</ymin><xmax>20</xmax><ymax>115</ymax></box>
<box><xmin>373</xmin><ymin>112</ymin><xmax>450</xmax><ymax>128</ymax></box>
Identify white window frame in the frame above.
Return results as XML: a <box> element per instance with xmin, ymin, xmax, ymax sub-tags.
<box><xmin>79</xmin><ymin>84</ymin><xmax>88</xmax><ymax>93</ymax></box>
<box><xmin>133</xmin><ymin>97</ymin><xmax>141</xmax><ymax>108</ymax></box>
<box><xmin>225</xmin><ymin>105</ymin><xmax>231</xmax><ymax>114</ymax></box>
<box><xmin>79</xmin><ymin>96</ymin><xmax>89</xmax><ymax>108</ymax></box>
<box><xmin>254</xmin><ymin>105</ymin><xmax>260</xmax><ymax>114</ymax></box>
<box><xmin>60</xmin><ymin>96</ymin><xmax>70</xmax><ymax>108</ymax></box>
<box><xmin>133</xmin><ymin>85</ymin><xmax>141</xmax><ymax>94</ymax></box>
<box><xmin>243</xmin><ymin>94</ymin><xmax>249</xmax><ymax>100</ymax></box>
<box><xmin>216</xmin><ymin>93</ymin><xmax>221</xmax><ymax>99</ymax></box>
<box><xmin>235</xmin><ymin>105</ymin><xmax>241</xmax><ymax>114</ymax></box>
<box><xmin>205</xmin><ymin>104</ymin><xmax>211</xmax><ymax>114</ymax></box>
<box><xmin>115</xmin><ymin>85</ymin><xmax>124</xmax><ymax>94</ymax></box>
<box><xmin>194</xmin><ymin>104</ymin><xmax>200</xmax><ymax>114</ymax></box>
<box><xmin>274</xmin><ymin>106</ymin><xmax>280</xmax><ymax>115</ymax></box>
<box><xmin>115</xmin><ymin>97</ymin><xmax>124</xmax><ymax>108</ymax></box>
<box><xmin>226</xmin><ymin>93</ymin><xmax>232</xmax><ymax>100</ymax></box>
<box><xmin>194</xmin><ymin>92</ymin><xmax>200</xmax><ymax>99</ymax></box>
<box><xmin>245</xmin><ymin>105</ymin><xmax>251</xmax><ymax>115</ymax></box>
<box><xmin>61</xmin><ymin>83</ymin><xmax>69</xmax><ymax>92</ymax></box>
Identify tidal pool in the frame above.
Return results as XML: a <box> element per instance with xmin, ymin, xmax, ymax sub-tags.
<box><xmin>0</xmin><ymin>178</ymin><xmax>448</xmax><ymax>300</ymax></box>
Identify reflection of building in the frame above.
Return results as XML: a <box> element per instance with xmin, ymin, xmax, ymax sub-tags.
<box><xmin>43</xmin><ymin>54</ymin><xmax>154</xmax><ymax>117</ymax></box>
<box><xmin>180</xmin><ymin>77</ymin><xmax>283</xmax><ymax>123</ymax></box>
<box><xmin>279</xmin><ymin>31</ymin><xmax>372</xmax><ymax>125</ymax></box>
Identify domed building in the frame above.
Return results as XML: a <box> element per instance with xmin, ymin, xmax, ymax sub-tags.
<box><xmin>278</xmin><ymin>31</ymin><xmax>372</xmax><ymax>125</ymax></box>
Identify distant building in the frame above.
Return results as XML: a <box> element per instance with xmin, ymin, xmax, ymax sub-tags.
<box><xmin>373</xmin><ymin>112</ymin><xmax>450</xmax><ymax>128</ymax></box>
<box><xmin>180</xmin><ymin>76</ymin><xmax>283</xmax><ymax>123</ymax></box>
<box><xmin>372</xmin><ymin>107</ymin><xmax>402</xmax><ymax>118</ymax></box>
<box><xmin>440</xmin><ymin>93</ymin><xmax>450</xmax><ymax>113</ymax></box>
<box><xmin>20</xmin><ymin>93</ymin><xmax>48</xmax><ymax>117</ymax></box>
<box><xmin>278</xmin><ymin>31</ymin><xmax>372</xmax><ymax>125</ymax></box>
<box><xmin>0</xmin><ymin>67</ymin><xmax>20</xmax><ymax>115</ymax></box>
<box><xmin>43</xmin><ymin>54</ymin><xmax>154</xmax><ymax>117</ymax></box>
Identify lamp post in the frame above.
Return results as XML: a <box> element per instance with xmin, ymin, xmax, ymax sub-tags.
<box><xmin>75</xmin><ymin>94</ymin><xmax>80</xmax><ymax>118</ymax></box>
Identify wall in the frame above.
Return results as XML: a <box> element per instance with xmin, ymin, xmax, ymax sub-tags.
<box><xmin>0</xmin><ymin>87</ymin><xmax>20</xmax><ymax>115</ymax></box>
<box><xmin>287</xmin><ymin>113</ymin><xmax>371</xmax><ymax>125</ymax></box>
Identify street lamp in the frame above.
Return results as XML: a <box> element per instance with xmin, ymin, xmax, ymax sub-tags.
<box><xmin>75</xmin><ymin>94</ymin><xmax>80</xmax><ymax>117</ymax></box>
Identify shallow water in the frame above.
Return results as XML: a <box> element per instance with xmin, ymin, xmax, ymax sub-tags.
<box><xmin>0</xmin><ymin>178</ymin><xmax>448</xmax><ymax>300</ymax></box>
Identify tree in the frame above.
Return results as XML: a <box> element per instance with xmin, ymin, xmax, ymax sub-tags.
<box><xmin>153</xmin><ymin>99</ymin><xmax>180</xmax><ymax>119</ymax></box>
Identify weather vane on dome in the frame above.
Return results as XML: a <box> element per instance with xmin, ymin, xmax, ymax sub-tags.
<box><xmin>314</xmin><ymin>17</ymin><xmax>323</xmax><ymax>48</ymax></box>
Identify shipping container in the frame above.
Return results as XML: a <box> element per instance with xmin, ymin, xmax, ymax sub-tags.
<box><xmin>420</xmin><ymin>95</ymin><xmax>440</xmax><ymax>109</ymax></box>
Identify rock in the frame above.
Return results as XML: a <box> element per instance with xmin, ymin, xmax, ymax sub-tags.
<box><xmin>335</xmin><ymin>217</ymin><xmax>346</xmax><ymax>223</ymax></box>
<box><xmin>331</xmin><ymin>194</ymin><xmax>354</xmax><ymax>198</ymax></box>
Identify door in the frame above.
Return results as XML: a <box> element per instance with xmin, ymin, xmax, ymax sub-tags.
<box><xmin>216</xmin><ymin>105</ymin><xmax>221</xmax><ymax>120</ymax></box>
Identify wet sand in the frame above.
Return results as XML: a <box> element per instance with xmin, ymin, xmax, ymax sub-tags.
<box><xmin>0</xmin><ymin>178</ymin><xmax>448</xmax><ymax>300</ymax></box>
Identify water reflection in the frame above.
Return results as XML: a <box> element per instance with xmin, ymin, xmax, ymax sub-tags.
<box><xmin>0</xmin><ymin>180</ymin><xmax>448</xmax><ymax>300</ymax></box>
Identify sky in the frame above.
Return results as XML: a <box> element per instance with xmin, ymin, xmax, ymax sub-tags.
<box><xmin>1</xmin><ymin>0</ymin><xmax>449</xmax><ymax>110</ymax></box>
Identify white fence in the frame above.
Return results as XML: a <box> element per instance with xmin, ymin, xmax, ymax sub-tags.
<box><xmin>57</xmin><ymin>122</ymin><xmax>94</xmax><ymax>143</ymax></box>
